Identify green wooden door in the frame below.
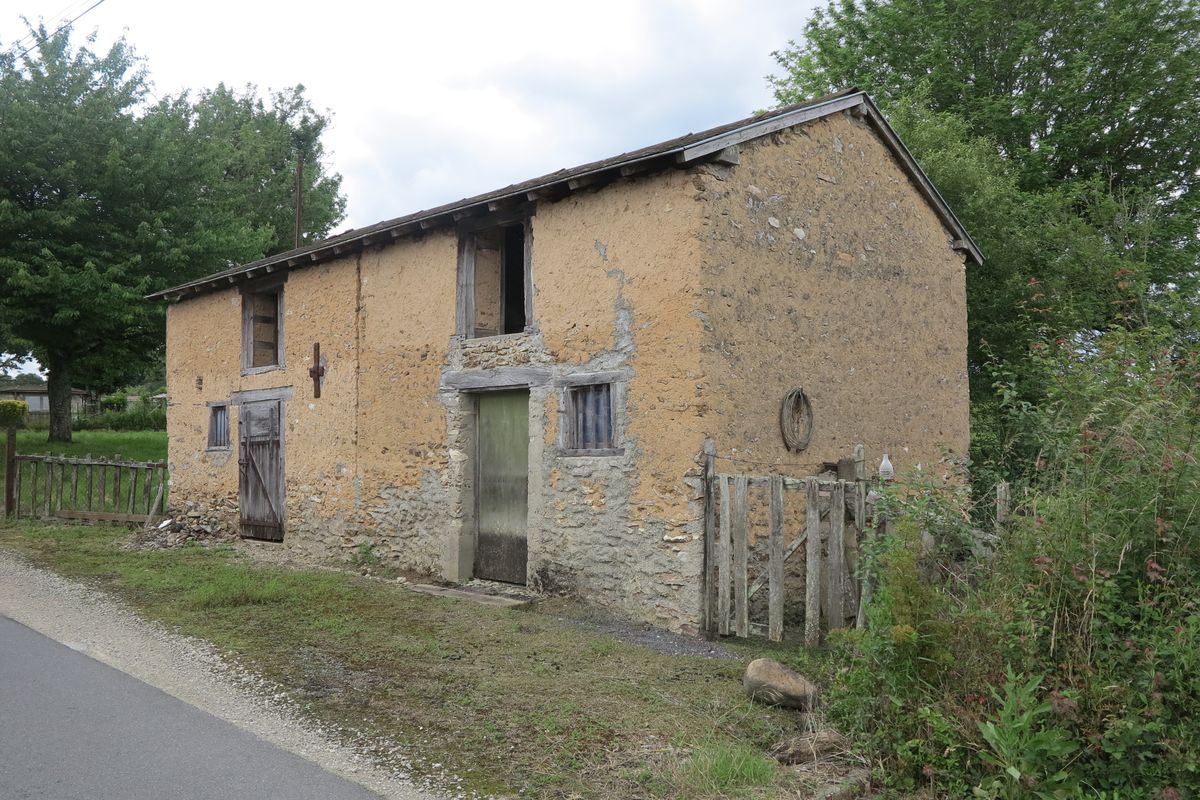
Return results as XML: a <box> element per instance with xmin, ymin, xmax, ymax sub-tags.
<box><xmin>475</xmin><ymin>390</ymin><xmax>529</xmax><ymax>583</ymax></box>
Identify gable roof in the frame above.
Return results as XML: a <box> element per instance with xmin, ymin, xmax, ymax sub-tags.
<box><xmin>150</xmin><ymin>89</ymin><xmax>981</xmax><ymax>302</ymax></box>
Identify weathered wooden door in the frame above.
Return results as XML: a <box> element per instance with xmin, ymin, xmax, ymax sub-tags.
<box><xmin>475</xmin><ymin>390</ymin><xmax>528</xmax><ymax>583</ymax></box>
<box><xmin>238</xmin><ymin>400</ymin><xmax>284</xmax><ymax>541</ymax></box>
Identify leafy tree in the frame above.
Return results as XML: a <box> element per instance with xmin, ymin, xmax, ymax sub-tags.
<box><xmin>770</xmin><ymin>0</ymin><xmax>1200</xmax><ymax>203</ymax></box>
<box><xmin>0</xmin><ymin>24</ymin><xmax>346</xmax><ymax>441</ymax></box>
<box><xmin>769</xmin><ymin>0</ymin><xmax>1200</xmax><ymax>479</ymax></box>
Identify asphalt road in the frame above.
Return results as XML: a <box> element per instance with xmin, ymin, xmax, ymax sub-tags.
<box><xmin>0</xmin><ymin>615</ymin><xmax>384</xmax><ymax>800</ymax></box>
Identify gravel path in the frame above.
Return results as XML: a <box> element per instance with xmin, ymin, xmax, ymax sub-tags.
<box><xmin>0</xmin><ymin>549</ymin><xmax>440</xmax><ymax>800</ymax></box>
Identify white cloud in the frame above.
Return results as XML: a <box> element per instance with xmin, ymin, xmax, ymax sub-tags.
<box><xmin>4</xmin><ymin>0</ymin><xmax>821</xmax><ymax>228</ymax></box>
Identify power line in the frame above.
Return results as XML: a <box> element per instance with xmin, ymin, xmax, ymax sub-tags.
<box><xmin>9</xmin><ymin>0</ymin><xmax>110</xmax><ymax>63</ymax></box>
<box><xmin>4</xmin><ymin>0</ymin><xmax>95</xmax><ymax>56</ymax></box>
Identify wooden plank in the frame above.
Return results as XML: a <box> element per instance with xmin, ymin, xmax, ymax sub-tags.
<box><xmin>701</xmin><ymin>439</ymin><xmax>717</xmax><ymax>635</ymax></box>
<box><xmin>805</xmin><ymin>477</ymin><xmax>822</xmax><ymax>648</ymax></box>
<box><xmin>114</xmin><ymin>461</ymin><xmax>122</xmax><ymax>514</ymax></box>
<box><xmin>441</xmin><ymin>367</ymin><xmax>553</xmax><ymax>391</ymax></box>
<box><xmin>455</xmin><ymin>234</ymin><xmax>475</xmax><ymax>336</ymax></box>
<box><xmin>29</xmin><ymin>459</ymin><xmax>37</xmax><ymax>516</ymax></box>
<box><xmin>52</xmin><ymin>510</ymin><xmax>151</xmax><ymax>524</ymax></box>
<box><xmin>853</xmin><ymin>444</ymin><xmax>865</xmax><ymax>480</ymax></box>
<box><xmin>85</xmin><ymin>458</ymin><xmax>94</xmax><ymax>511</ymax></box>
<box><xmin>70</xmin><ymin>463</ymin><xmax>79</xmax><ymax>511</ymax></box>
<box><xmin>43</xmin><ymin>461</ymin><xmax>51</xmax><ymax>517</ymax></box>
<box><xmin>995</xmin><ymin>480</ymin><xmax>1010</xmax><ymax>530</ymax></box>
<box><xmin>126</xmin><ymin>467</ymin><xmax>136</xmax><ymax>515</ymax></box>
<box><xmin>827</xmin><ymin>481</ymin><xmax>846</xmax><ymax>629</ymax></box>
<box><xmin>143</xmin><ymin>467</ymin><xmax>152</xmax><ymax>515</ymax></box>
<box><xmin>100</xmin><ymin>463</ymin><xmax>107</xmax><ymax>512</ymax></box>
<box><xmin>57</xmin><ymin>462</ymin><xmax>65</xmax><ymax>511</ymax></box>
<box><xmin>850</xmin><ymin>481</ymin><xmax>867</xmax><ymax>616</ymax></box>
<box><xmin>12</xmin><ymin>458</ymin><xmax>21</xmax><ymax>517</ymax></box>
<box><xmin>732</xmin><ymin>475</ymin><xmax>749</xmax><ymax>638</ymax></box>
<box><xmin>717</xmin><ymin>475</ymin><xmax>732</xmax><ymax>636</ymax></box>
<box><xmin>857</xmin><ymin>505</ymin><xmax>883</xmax><ymax>630</ymax></box>
<box><xmin>748</xmin><ymin>529</ymin><xmax>807</xmax><ymax>600</ymax></box>
<box><xmin>159</xmin><ymin>466</ymin><xmax>168</xmax><ymax>514</ymax></box>
<box><xmin>717</xmin><ymin>473</ymin><xmax>837</xmax><ymax>491</ymax></box>
<box><xmin>768</xmin><ymin>475</ymin><xmax>785</xmax><ymax>642</ymax></box>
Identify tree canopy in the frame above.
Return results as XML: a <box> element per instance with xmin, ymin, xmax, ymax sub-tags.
<box><xmin>769</xmin><ymin>0</ymin><xmax>1200</xmax><ymax>477</ymax></box>
<box><xmin>0</xmin><ymin>24</ymin><xmax>346</xmax><ymax>439</ymax></box>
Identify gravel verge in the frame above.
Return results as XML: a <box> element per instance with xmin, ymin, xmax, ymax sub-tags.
<box><xmin>0</xmin><ymin>548</ymin><xmax>440</xmax><ymax>800</ymax></box>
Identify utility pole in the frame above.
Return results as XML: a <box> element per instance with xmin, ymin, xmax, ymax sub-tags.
<box><xmin>293</xmin><ymin>150</ymin><xmax>305</xmax><ymax>250</ymax></box>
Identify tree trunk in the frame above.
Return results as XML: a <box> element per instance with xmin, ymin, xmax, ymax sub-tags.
<box><xmin>45</xmin><ymin>357</ymin><xmax>73</xmax><ymax>443</ymax></box>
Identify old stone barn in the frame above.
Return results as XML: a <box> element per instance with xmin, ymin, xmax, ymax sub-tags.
<box><xmin>154</xmin><ymin>89</ymin><xmax>979</xmax><ymax>633</ymax></box>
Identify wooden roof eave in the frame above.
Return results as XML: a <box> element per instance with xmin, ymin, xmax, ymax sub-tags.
<box><xmin>148</xmin><ymin>89</ymin><xmax>981</xmax><ymax>303</ymax></box>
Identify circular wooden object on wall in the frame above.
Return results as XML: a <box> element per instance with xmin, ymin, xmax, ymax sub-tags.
<box><xmin>779</xmin><ymin>387</ymin><xmax>813</xmax><ymax>452</ymax></box>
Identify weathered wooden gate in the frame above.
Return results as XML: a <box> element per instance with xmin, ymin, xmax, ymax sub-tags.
<box><xmin>7</xmin><ymin>454</ymin><xmax>167</xmax><ymax>523</ymax></box>
<box><xmin>238</xmin><ymin>400</ymin><xmax>284</xmax><ymax>541</ymax></box>
<box><xmin>702</xmin><ymin>444</ymin><xmax>884</xmax><ymax>644</ymax></box>
<box><xmin>474</xmin><ymin>389</ymin><xmax>529</xmax><ymax>584</ymax></box>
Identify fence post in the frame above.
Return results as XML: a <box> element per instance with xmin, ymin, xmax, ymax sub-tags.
<box><xmin>732</xmin><ymin>475</ymin><xmax>749</xmax><ymax>638</ymax></box>
<box><xmin>995</xmin><ymin>480</ymin><xmax>1010</xmax><ymax>531</ymax></box>
<box><xmin>804</xmin><ymin>477</ymin><xmax>822</xmax><ymax>648</ymax></box>
<box><xmin>826</xmin><ymin>481</ymin><xmax>846</xmax><ymax>630</ymax></box>
<box><xmin>768</xmin><ymin>475</ymin><xmax>785</xmax><ymax>642</ymax></box>
<box><xmin>3</xmin><ymin>427</ymin><xmax>14</xmax><ymax>517</ymax></box>
<box><xmin>717</xmin><ymin>474</ymin><xmax>732</xmax><ymax>636</ymax></box>
<box><xmin>701</xmin><ymin>438</ymin><xmax>717</xmax><ymax>636</ymax></box>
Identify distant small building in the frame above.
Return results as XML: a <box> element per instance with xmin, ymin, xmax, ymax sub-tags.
<box><xmin>0</xmin><ymin>385</ymin><xmax>89</xmax><ymax>417</ymax></box>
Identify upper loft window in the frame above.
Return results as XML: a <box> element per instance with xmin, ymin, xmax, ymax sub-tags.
<box><xmin>458</xmin><ymin>218</ymin><xmax>530</xmax><ymax>338</ymax></box>
<box><xmin>241</xmin><ymin>281</ymin><xmax>284</xmax><ymax>373</ymax></box>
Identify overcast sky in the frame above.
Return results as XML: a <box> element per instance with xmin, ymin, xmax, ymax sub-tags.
<box><xmin>3</xmin><ymin>0</ymin><xmax>820</xmax><ymax>231</ymax></box>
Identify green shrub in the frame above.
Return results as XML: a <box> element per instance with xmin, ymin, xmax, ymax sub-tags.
<box><xmin>0</xmin><ymin>400</ymin><xmax>26</xmax><ymax>429</ymax></box>
<box><xmin>75</xmin><ymin>401</ymin><xmax>166</xmax><ymax>432</ymax></box>
<box><xmin>823</xmin><ymin>327</ymin><xmax>1200</xmax><ymax>797</ymax></box>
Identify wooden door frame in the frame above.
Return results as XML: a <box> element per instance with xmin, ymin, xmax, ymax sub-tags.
<box><xmin>232</xmin><ymin>387</ymin><xmax>290</xmax><ymax>541</ymax></box>
<box><xmin>472</xmin><ymin>388</ymin><xmax>531</xmax><ymax>584</ymax></box>
<box><xmin>445</xmin><ymin>381</ymin><xmax>542</xmax><ymax>584</ymax></box>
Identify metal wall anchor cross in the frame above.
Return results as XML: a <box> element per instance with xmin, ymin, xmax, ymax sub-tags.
<box><xmin>309</xmin><ymin>342</ymin><xmax>326</xmax><ymax>398</ymax></box>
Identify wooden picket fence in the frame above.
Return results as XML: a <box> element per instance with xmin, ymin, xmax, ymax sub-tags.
<box><xmin>7</xmin><ymin>454</ymin><xmax>168</xmax><ymax>524</ymax></box>
<box><xmin>702</xmin><ymin>443</ymin><xmax>886</xmax><ymax>645</ymax></box>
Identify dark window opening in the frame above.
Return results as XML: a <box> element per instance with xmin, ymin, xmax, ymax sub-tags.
<box><xmin>243</xmin><ymin>288</ymin><xmax>282</xmax><ymax>370</ymax></box>
<box><xmin>471</xmin><ymin>222</ymin><xmax>527</xmax><ymax>337</ymax></box>
<box><xmin>208</xmin><ymin>404</ymin><xmax>230</xmax><ymax>449</ymax></box>
<box><xmin>565</xmin><ymin>384</ymin><xmax>615</xmax><ymax>452</ymax></box>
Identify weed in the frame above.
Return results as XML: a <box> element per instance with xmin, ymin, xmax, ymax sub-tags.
<box><xmin>348</xmin><ymin>542</ymin><xmax>380</xmax><ymax>568</ymax></box>
<box><xmin>681</xmin><ymin>741</ymin><xmax>776</xmax><ymax>796</ymax></box>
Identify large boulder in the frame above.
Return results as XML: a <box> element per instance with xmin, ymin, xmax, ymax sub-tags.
<box><xmin>743</xmin><ymin>658</ymin><xmax>819</xmax><ymax>710</ymax></box>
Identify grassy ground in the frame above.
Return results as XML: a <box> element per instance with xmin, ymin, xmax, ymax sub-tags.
<box><xmin>0</xmin><ymin>521</ymin><xmax>821</xmax><ymax>799</ymax></box>
<box><xmin>8</xmin><ymin>429</ymin><xmax>167</xmax><ymax>461</ymax></box>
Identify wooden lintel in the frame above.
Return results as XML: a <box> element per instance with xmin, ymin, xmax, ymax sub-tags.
<box><xmin>711</xmin><ymin>145</ymin><xmax>740</xmax><ymax>166</ymax></box>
